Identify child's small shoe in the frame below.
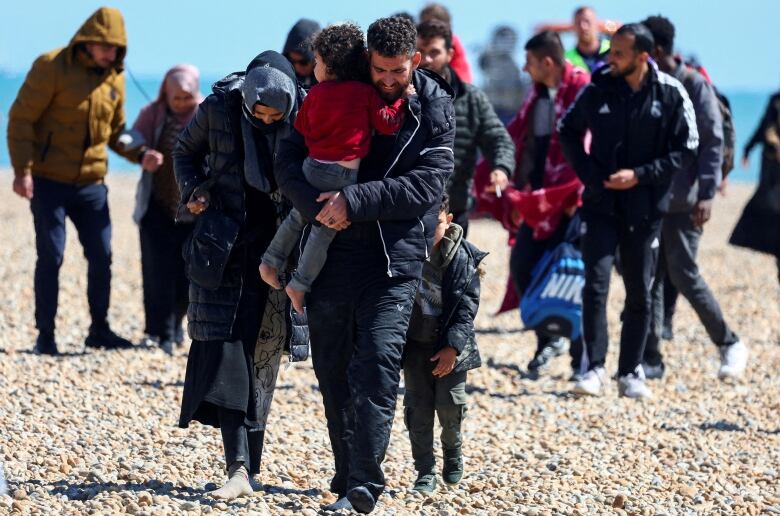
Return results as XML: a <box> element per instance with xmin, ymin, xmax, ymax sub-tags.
<box><xmin>442</xmin><ymin>450</ymin><xmax>463</xmax><ymax>485</ymax></box>
<box><xmin>412</xmin><ymin>471</ymin><xmax>437</xmax><ymax>493</ymax></box>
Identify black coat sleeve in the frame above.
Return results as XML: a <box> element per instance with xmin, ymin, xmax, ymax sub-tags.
<box><xmin>744</xmin><ymin>94</ymin><xmax>780</xmax><ymax>157</ymax></box>
<box><xmin>173</xmin><ymin>96</ymin><xmax>212</xmax><ymax>204</ymax></box>
<box><xmin>634</xmin><ymin>88</ymin><xmax>699</xmax><ymax>186</ymax></box>
<box><xmin>474</xmin><ymin>88</ymin><xmax>516</xmax><ymax>175</ymax></box>
<box><xmin>275</xmin><ymin>128</ymin><xmax>321</xmax><ymax>221</ymax></box>
<box><xmin>558</xmin><ymin>85</ymin><xmax>601</xmax><ymax>188</ymax></box>
<box><xmin>444</xmin><ymin>265</ymin><xmax>481</xmax><ymax>355</ymax></box>
<box><xmin>342</xmin><ymin>98</ymin><xmax>455</xmax><ymax>222</ymax></box>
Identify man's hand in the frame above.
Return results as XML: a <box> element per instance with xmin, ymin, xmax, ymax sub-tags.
<box><xmin>485</xmin><ymin>168</ymin><xmax>510</xmax><ymax>195</ymax></box>
<box><xmin>186</xmin><ymin>193</ymin><xmax>209</xmax><ymax>215</ymax></box>
<box><xmin>405</xmin><ymin>82</ymin><xmax>417</xmax><ymax>97</ymax></box>
<box><xmin>718</xmin><ymin>177</ymin><xmax>729</xmax><ymax>197</ymax></box>
<box><xmin>12</xmin><ymin>174</ymin><xmax>33</xmax><ymax>200</ymax></box>
<box><xmin>141</xmin><ymin>149</ymin><xmax>164</xmax><ymax>172</ymax></box>
<box><xmin>431</xmin><ymin>346</ymin><xmax>457</xmax><ymax>378</ymax></box>
<box><xmin>691</xmin><ymin>199</ymin><xmax>713</xmax><ymax>228</ymax></box>
<box><xmin>604</xmin><ymin>169</ymin><xmax>638</xmax><ymax>190</ymax></box>
<box><xmin>315</xmin><ymin>191</ymin><xmax>349</xmax><ymax>229</ymax></box>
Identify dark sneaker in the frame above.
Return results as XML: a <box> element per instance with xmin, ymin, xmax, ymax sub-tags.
<box><xmin>526</xmin><ymin>338</ymin><xmax>566</xmax><ymax>377</ymax></box>
<box><xmin>34</xmin><ymin>333</ymin><xmax>59</xmax><ymax>356</ymax></box>
<box><xmin>412</xmin><ymin>472</ymin><xmax>437</xmax><ymax>493</ymax></box>
<box><xmin>442</xmin><ymin>451</ymin><xmax>463</xmax><ymax>485</ymax></box>
<box><xmin>159</xmin><ymin>340</ymin><xmax>174</xmax><ymax>356</ymax></box>
<box><xmin>85</xmin><ymin>326</ymin><xmax>133</xmax><ymax>350</ymax></box>
<box><xmin>642</xmin><ymin>361</ymin><xmax>665</xmax><ymax>380</ymax></box>
<box><xmin>347</xmin><ymin>486</ymin><xmax>376</xmax><ymax>514</ymax></box>
<box><xmin>323</xmin><ymin>497</ymin><xmax>353</xmax><ymax>512</ymax></box>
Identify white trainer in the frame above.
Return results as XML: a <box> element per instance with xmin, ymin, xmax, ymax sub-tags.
<box><xmin>718</xmin><ymin>341</ymin><xmax>748</xmax><ymax>380</ymax></box>
<box><xmin>572</xmin><ymin>366</ymin><xmax>607</xmax><ymax>397</ymax></box>
<box><xmin>617</xmin><ymin>365</ymin><xmax>653</xmax><ymax>399</ymax></box>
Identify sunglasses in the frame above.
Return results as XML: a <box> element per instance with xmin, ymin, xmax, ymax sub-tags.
<box><xmin>289</xmin><ymin>57</ymin><xmax>311</xmax><ymax>66</ymax></box>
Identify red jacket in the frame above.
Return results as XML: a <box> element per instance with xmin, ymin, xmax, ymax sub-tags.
<box><xmin>473</xmin><ymin>61</ymin><xmax>590</xmax><ymax>314</ymax></box>
<box><xmin>475</xmin><ymin>61</ymin><xmax>590</xmax><ymax>240</ymax></box>
<box><xmin>294</xmin><ymin>80</ymin><xmax>405</xmax><ymax>162</ymax></box>
<box><xmin>451</xmin><ymin>34</ymin><xmax>473</xmax><ymax>84</ymax></box>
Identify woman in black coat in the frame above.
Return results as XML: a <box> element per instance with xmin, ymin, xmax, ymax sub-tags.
<box><xmin>173</xmin><ymin>51</ymin><xmax>306</xmax><ymax>499</ymax></box>
<box><xmin>730</xmin><ymin>91</ymin><xmax>780</xmax><ymax>283</ymax></box>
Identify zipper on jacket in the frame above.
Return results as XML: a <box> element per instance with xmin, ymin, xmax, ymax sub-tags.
<box><xmin>376</xmin><ymin>104</ymin><xmax>422</xmax><ymax>277</ymax></box>
<box><xmin>39</xmin><ymin>132</ymin><xmax>53</xmax><ymax>162</ymax></box>
<box><xmin>419</xmin><ymin>146</ymin><xmax>454</xmax><ymax>156</ymax></box>
<box><xmin>418</xmin><ymin>217</ymin><xmax>428</xmax><ymax>259</ymax></box>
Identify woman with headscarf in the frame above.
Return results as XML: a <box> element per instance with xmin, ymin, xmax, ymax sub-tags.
<box><xmin>131</xmin><ymin>64</ymin><xmax>203</xmax><ymax>354</ymax></box>
<box><xmin>173</xmin><ymin>51</ymin><xmax>306</xmax><ymax>500</ymax></box>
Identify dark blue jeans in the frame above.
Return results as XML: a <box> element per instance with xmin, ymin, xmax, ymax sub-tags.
<box><xmin>30</xmin><ymin>177</ymin><xmax>112</xmax><ymax>336</ymax></box>
<box><xmin>307</xmin><ymin>243</ymin><xmax>419</xmax><ymax>500</ymax></box>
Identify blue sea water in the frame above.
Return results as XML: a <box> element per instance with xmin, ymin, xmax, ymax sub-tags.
<box><xmin>0</xmin><ymin>71</ymin><xmax>773</xmax><ymax>181</ymax></box>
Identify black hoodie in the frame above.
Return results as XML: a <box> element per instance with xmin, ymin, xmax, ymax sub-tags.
<box><xmin>282</xmin><ymin>19</ymin><xmax>320</xmax><ymax>90</ymax></box>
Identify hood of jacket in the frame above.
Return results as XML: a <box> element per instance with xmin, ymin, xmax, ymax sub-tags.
<box><xmin>282</xmin><ymin>19</ymin><xmax>321</xmax><ymax>61</ymax></box>
<box><xmin>68</xmin><ymin>7</ymin><xmax>127</xmax><ymax>70</ymax></box>
<box><xmin>430</xmin><ymin>222</ymin><xmax>464</xmax><ymax>270</ymax></box>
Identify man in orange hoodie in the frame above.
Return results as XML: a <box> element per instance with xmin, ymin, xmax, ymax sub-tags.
<box><xmin>8</xmin><ymin>7</ymin><xmax>152</xmax><ymax>354</ymax></box>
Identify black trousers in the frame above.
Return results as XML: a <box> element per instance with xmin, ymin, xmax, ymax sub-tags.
<box><xmin>139</xmin><ymin>199</ymin><xmax>190</xmax><ymax>342</ymax></box>
<box><xmin>644</xmin><ymin>213</ymin><xmax>739</xmax><ymax>365</ymax></box>
<box><xmin>307</xmin><ymin>250</ymin><xmax>418</xmax><ymax>500</ymax></box>
<box><xmin>580</xmin><ymin>211</ymin><xmax>661</xmax><ymax>376</ymax></box>
<box><xmin>218</xmin><ymin>407</ymin><xmax>264</xmax><ymax>474</ymax></box>
<box><xmin>510</xmin><ymin>221</ymin><xmax>584</xmax><ymax>369</ymax></box>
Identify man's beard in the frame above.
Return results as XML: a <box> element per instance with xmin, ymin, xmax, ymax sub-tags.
<box><xmin>611</xmin><ymin>61</ymin><xmax>637</xmax><ymax>78</ymax></box>
<box><xmin>375</xmin><ymin>69</ymin><xmax>414</xmax><ymax>102</ymax></box>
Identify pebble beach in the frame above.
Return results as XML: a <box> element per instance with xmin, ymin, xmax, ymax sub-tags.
<box><xmin>0</xmin><ymin>171</ymin><xmax>778</xmax><ymax>515</ymax></box>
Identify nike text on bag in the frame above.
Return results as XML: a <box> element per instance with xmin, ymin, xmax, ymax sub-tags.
<box><xmin>519</xmin><ymin>242</ymin><xmax>584</xmax><ymax>341</ymax></box>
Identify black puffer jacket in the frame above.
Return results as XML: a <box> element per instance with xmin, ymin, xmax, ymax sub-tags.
<box><xmin>558</xmin><ymin>63</ymin><xmax>699</xmax><ymax>226</ymax></box>
<box><xmin>173</xmin><ymin>52</ymin><xmax>304</xmax><ymax>343</ymax></box>
<box><xmin>439</xmin><ymin>232</ymin><xmax>487</xmax><ymax>374</ymax></box>
<box><xmin>447</xmin><ymin>67</ymin><xmax>515</xmax><ymax>213</ymax></box>
<box><xmin>276</xmin><ymin>69</ymin><xmax>456</xmax><ymax>280</ymax></box>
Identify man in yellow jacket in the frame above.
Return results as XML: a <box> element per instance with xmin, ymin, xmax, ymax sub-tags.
<box><xmin>8</xmin><ymin>7</ymin><xmax>159</xmax><ymax>354</ymax></box>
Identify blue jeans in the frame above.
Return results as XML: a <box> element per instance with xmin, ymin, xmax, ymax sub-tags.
<box><xmin>262</xmin><ymin>158</ymin><xmax>358</xmax><ymax>292</ymax></box>
<box><xmin>30</xmin><ymin>177</ymin><xmax>112</xmax><ymax>336</ymax></box>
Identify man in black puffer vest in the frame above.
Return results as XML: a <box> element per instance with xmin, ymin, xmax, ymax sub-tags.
<box><xmin>416</xmin><ymin>19</ymin><xmax>514</xmax><ymax>236</ymax></box>
<box><xmin>276</xmin><ymin>17</ymin><xmax>454</xmax><ymax>514</ymax></box>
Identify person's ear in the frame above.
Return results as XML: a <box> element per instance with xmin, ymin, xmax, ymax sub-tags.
<box><xmin>446</xmin><ymin>213</ymin><xmax>454</xmax><ymax>224</ymax></box>
<box><xmin>446</xmin><ymin>47</ymin><xmax>454</xmax><ymax>64</ymax></box>
<box><xmin>412</xmin><ymin>51</ymin><xmax>422</xmax><ymax>69</ymax></box>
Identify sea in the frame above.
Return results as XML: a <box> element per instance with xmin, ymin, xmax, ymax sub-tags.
<box><xmin>0</xmin><ymin>71</ymin><xmax>772</xmax><ymax>183</ymax></box>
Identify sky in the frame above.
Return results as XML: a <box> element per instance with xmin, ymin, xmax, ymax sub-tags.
<box><xmin>2</xmin><ymin>0</ymin><xmax>779</xmax><ymax>91</ymax></box>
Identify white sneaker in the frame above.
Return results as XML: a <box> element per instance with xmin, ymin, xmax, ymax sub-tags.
<box><xmin>718</xmin><ymin>341</ymin><xmax>748</xmax><ymax>380</ymax></box>
<box><xmin>572</xmin><ymin>366</ymin><xmax>607</xmax><ymax>396</ymax></box>
<box><xmin>617</xmin><ymin>366</ymin><xmax>652</xmax><ymax>399</ymax></box>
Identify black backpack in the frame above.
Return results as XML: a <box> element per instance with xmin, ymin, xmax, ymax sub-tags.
<box><xmin>681</xmin><ymin>66</ymin><xmax>737</xmax><ymax>178</ymax></box>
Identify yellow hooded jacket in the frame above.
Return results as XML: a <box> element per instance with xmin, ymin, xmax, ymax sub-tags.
<box><xmin>7</xmin><ymin>7</ymin><xmax>142</xmax><ymax>184</ymax></box>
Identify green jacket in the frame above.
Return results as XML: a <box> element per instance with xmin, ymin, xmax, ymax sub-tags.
<box><xmin>565</xmin><ymin>39</ymin><xmax>611</xmax><ymax>73</ymax></box>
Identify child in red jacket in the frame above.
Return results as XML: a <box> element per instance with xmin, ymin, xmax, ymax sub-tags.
<box><xmin>260</xmin><ymin>23</ymin><xmax>409</xmax><ymax>312</ymax></box>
